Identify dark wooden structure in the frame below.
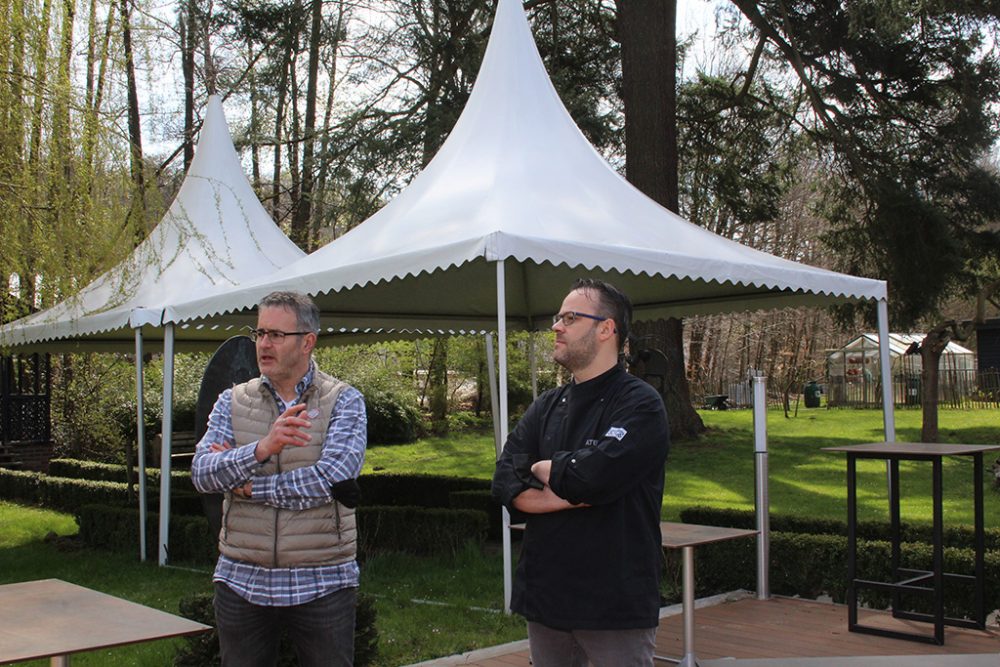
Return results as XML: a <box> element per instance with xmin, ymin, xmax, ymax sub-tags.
<box><xmin>0</xmin><ymin>353</ymin><xmax>52</xmax><ymax>470</ymax></box>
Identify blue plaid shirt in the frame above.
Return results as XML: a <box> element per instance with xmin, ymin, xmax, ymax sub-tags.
<box><xmin>191</xmin><ymin>362</ymin><xmax>367</xmax><ymax>606</ymax></box>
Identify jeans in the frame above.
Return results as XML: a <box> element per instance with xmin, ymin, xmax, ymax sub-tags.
<box><xmin>527</xmin><ymin>621</ymin><xmax>657</xmax><ymax>667</ymax></box>
<box><xmin>214</xmin><ymin>581</ymin><xmax>357</xmax><ymax>667</ymax></box>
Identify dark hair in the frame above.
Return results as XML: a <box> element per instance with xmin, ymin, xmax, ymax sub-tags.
<box><xmin>571</xmin><ymin>278</ymin><xmax>632</xmax><ymax>353</ymax></box>
<box><xmin>258</xmin><ymin>291</ymin><xmax>320</xmax><ymax>333</ymax></box>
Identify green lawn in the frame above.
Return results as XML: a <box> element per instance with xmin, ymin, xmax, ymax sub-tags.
<box><xmin>2</xmin><ymin>407</ymin><xmax>996</xmax><ymax>665</ymax></box>
<box><xmin>0</xmin><ymin>503</ymin><xmax>522</xmax><ymax>667</ymax></box>
<box><xmin>366</xmin><ymin>407</ymin><xmax>1000</xmax><ymax>526</ymax></box>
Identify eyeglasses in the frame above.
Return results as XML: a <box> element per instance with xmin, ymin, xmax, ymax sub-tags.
<box><xmin>552</xmin><ymin>311</ymin><xmax>608</xmax><ymax>327</ymax></box>
<box><xmin>247</xmin><ymin>328</ymin><xmax>312</xmax><ymax>343</ymax></box>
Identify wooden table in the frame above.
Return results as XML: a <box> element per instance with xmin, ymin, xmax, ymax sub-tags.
<box><xmin>0</xmin><ymin>578</ymin><xmax>211</xmax><ymax>665</ymax></box>
<box><xmin>656</xmin><ymin>521</ymin><xmax>758</xmax><ymax>667</ymax></box>
<box><xmin>823</xmin><ymin>442</ymin><xmax>1000</xmax><ymax>645</ymax></box>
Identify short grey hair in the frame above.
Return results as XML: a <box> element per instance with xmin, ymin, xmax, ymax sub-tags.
<box><xmin>258</xmin><ymin>291</ymin><xmax>320</xmax><ymax>333</ymax></box>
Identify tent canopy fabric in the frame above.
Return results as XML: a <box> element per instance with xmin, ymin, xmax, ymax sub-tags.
<box><xmin>0</xmin><ymin>96</ymin><xmax>305</xmax><ymax>353</ymax></box>
<box><xmin>165</xmin><ymin>0</ymin><xmax>885</xmax><ymax>334</ymax></box>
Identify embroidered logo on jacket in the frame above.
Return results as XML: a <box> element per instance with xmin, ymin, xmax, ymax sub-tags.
<box><xmin>605</xmin><ymin>426</ymin><xmax>627</xmax><ymax>441</ymax></box>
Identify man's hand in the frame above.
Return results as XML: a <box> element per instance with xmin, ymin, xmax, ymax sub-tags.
<box><xmin>232</xmin><ymin>480</ymin><xmax>253</xmax><ymax>498</ymax></box>
<box><xmin>255</xmin><ymin>403</ymin><xmax>313</xmax><ymax>462</ymax></box>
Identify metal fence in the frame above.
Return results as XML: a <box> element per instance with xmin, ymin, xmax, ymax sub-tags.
<box><xmin>825</xmin><ymin>369</ymin><xmax>1000</xmax><ymax>409</ymax></box>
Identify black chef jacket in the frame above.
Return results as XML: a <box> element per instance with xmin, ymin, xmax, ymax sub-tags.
<box><xmin>492</xmin><ymin>364</ymin><xmax>670</xmax><ymax>630</ymax></box>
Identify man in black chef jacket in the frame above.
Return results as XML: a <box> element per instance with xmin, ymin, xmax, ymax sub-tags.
<box><xmin>492</xmin><ymin>278</ymin><xmax>670</xmax><ymax>667</ymax></box>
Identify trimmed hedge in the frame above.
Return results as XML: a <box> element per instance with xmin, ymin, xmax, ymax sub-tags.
<box><xmin>76</xmin><ymin>504</ymin><xmax>216</xmax><ymax>564</ymax></box>
<box><xmin>674</xmin><ymin>508</ymin><xmax>1000</xmax><ymax>618</ymax></box>
<box><xmin>450</xmin><ymin>489</ymin><xmax>503</xmax><ymax>541</ymax></box>
<box><xmin>0</xmin><ymin>467</ymin><xmax>197</xmax><ymax>514</ymax></box>
<box><xmin>48</xmin><ymin>458</ymin><xmax>194</xmax><ymax>493</ymax></box>
<box><xmin>76</xmin><ymin>503</ymin><xmax>488</xmax><ymax>564</ymax></box>
<box><xmin>358</xmin><ymin>473</ymin><xmax>489</xmax><ymax>509</ymax></box>
<box><xmin>357</xmin><ymin>505</ymin><xmax>488</xmax><ymax>556</ymax></box>
<box><xmin>1</xmin><ymin>469</ymin><xmax>131</xmax><ymax>513</ymax></box>
<box><xmin>691</xmin><ymin>529</ymin><xmax>1000</xmax><ymax>620</ymax></box>
<box><xmin>679</xmin><ymin>506</ymin><xmax>1000</xmax><ymax>551</ymax></box>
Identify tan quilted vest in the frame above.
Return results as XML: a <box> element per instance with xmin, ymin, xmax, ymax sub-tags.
<box><xmin>219</xmin><ymin>370</ymin><xmax>357</xmax><ymax>567</ymax></box>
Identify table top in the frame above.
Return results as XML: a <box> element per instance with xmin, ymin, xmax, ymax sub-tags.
<box><xmin>660</xmin><ymin>521</ymin><xmax>758</xmax><ymax>549</ymax></box>
<box><xmin>0</xmin><ymin>578</ymin><xmax>211</xmax><ymax>663</ymax></box>
<box><xmin>823</xmin><ymin>442</ymin><xmax>1000</xmax><ymax>457</ymax></box>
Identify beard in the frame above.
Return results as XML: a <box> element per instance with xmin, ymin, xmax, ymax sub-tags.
<box><xmin>553</xmin><ymin>325</ymin><xmax>599</xmax><ymax>373</ymax></box>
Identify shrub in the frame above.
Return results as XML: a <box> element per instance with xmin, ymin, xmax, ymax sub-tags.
<box><xmin>358</xmin><ymin>473</ymin><xmax>490</xmax><ymax>508</ymax></box>
<box><xmin>358</xmin><ymin>505</ymin><xmax>487</xmax><ymax>556</ymax></box>
<box><xmin>679</xmin><ymin>506</ymin><xmax>1000</xmax><ymax>551</ymax></box>
<box><xmin>450</xmin><ymin>489</ymin><xmax>503</xmax><ymax>540</ymax></box>
<box><xmin>76</xmin><ymin>502</ymin><xmax>488</xmax><ymax>563</ymax></box>
<box><xmin>174</xmin><ymin>590</ymin><xmax>379</xmax><ymax>666</ymax></box>
<box><xmin>76</xmin><ymin>504</ymin><xmax>216</xmax><ymax>564</ymax></box>
<box><xmin>362</xmin><ymin>387</ymin><xmax>422</xmax><ymax>445</ymax></box>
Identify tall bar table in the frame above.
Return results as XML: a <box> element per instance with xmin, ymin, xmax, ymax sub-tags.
<box><xmin>823</xmin><ymin>442</ymin><xmax>999</xmax><ymax>645</ymax></box>
<box><xmin>656</xmin><ymin>521</ymin><xmax>758</xmax><ymax>667</ymax></box>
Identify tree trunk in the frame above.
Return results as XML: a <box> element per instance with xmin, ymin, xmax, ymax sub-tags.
<box><xmin>617</xmin><ymin>0</ymin><xmax>704</xmax><ymax>439</ymax></box>
<box><xmin>120</xmin><ymin>0</ymin><xmax>145</xmax><ymax>246</ymax></box>
<box><xmin>181</xmin><ymin>0</ymin><xmax>196</xmax><ymax>171</ymax></box>
<box><xmin>429</xmin><ymin>337</ymin><xmax>449</xmax><ymax>434</ymax></box>
<box><xmin>290</xmin><ymin>0</ymin><xmax>323</xmax><ymax>250</ymax></box>
<box><xmin>919</xmin><ymin>337</ymin><xmax>943</xmax><ymax>443</ymax></box>
<box><xmin>271</xmin><ymin>43</ymin><xmax>292</xmax><ymax>221</ymax></box>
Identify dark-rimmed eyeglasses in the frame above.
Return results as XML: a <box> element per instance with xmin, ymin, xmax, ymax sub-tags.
<box><xmin>552</xmin><ymin>311</ymin><xmax>607</xmax><ymax>327</ymax></box>
<box><xmin>247</xmin><ymin>328</ymin><xmax>312</xmax><ymax>343</ymax></box>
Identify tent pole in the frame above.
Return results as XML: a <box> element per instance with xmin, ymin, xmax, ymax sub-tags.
<box><xmin>158</xmin><ymin>323</ymin><xmax>175</xmax><ymax>566</ymax></box>
<box><xmin>134</xmin><ymin>328</ymin><xmax>147</xmax><ymax>562</ymax></box>
<box><xmin>496</xmin><ymin>260</ymin><xmax>513</xmax><ymax>614</ymax></box>
<box><xmin>876</xmin><ymin>299</ymin><xmax>895</xmax><ymax>441</ymax></box>
<box><xmin>528</xmin><ymin>332</ymin><xmax>538</xmax><ymax>400</ymax></box>
<box><xmin>486</xmin><ymin>334</ymin><xmax>501</xmax><ymax>457</ymax></box>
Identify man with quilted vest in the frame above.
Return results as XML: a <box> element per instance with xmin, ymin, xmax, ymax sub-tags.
<box><xmin>192</xmin><ymin>291</ymin><xmax>367</xmax><ymax>667</ymax></box>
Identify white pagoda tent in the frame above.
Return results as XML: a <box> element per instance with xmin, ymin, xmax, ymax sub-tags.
<box><xmin>161</xmin><ymin>0</ymin><xmax>896</xmax><ymax>600</ymax></box>
<box><xmin>0</xmin><ymin>95</ymin><xmax>305</xmax><ymax>559</ymax></box>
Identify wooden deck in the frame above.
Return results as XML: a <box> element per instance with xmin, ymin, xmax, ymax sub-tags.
<box><xmin>409</xmin><ymin>596</ymin><xmax>1000</xmax><ymax>666</ymax></box>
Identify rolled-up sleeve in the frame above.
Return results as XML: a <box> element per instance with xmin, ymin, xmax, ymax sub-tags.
<box><xmin>492</xmin><ymin>400</ymin><xmax>545</xmax><ymax>510</ymax></box>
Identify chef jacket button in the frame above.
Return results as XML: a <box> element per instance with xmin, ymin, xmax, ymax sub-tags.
<box><xmin>570</xmin><ymin>458</ymin><xmax>576</xmax><ymax>464</ymax></box>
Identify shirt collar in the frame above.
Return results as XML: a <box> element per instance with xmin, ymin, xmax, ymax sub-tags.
<box><xmin>260</xmin><ymin>359</ymin><xmax>316</xmax><ymax>401</ymax></box>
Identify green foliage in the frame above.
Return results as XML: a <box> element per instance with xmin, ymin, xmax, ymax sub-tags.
<box><xmin>359</xmin><ymin>506</ymin><xmax>487</xmax><ymax>556</ymax></box>
<box><xmin>75</xmin><ymin>499</ymin><xmax>487</xmax><ymax>564</ymax></box>
<box><xmin>690</xmin><ymin>528</ymin><xmax>1000</xmax><ymax>621</ymax></box>
<box><xmin>358</xmin><ymin>473</ymin><xmax>490</xmax><ymax>508</ymax></box>
<box><xmin>736</xmin><ymin>0</ymin><xmax>1000</xmax><ymax>326</ymax></box>
<box><xmin>361</xmin><ymin>386</ymin><xmax>422</xmax><ymax>445</ymax></box>
<box><xmin>0</xmin><ymin>468</ymin><xmax>131</xmax><ymax>512</ymax></box>
<box><xmin>77</xmin><ymin>503</ymin><xmax>217</xmax><ymax>564</ymax></box>
<box><xmin>680</xmin><ymin>506</ymin><xmax>1000</xmax><ymax>551</ymax></box>
<box><xmin>450</xmin><ymin>489</ymin><xmax>502</xmax><ymax>540</ymax></box>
